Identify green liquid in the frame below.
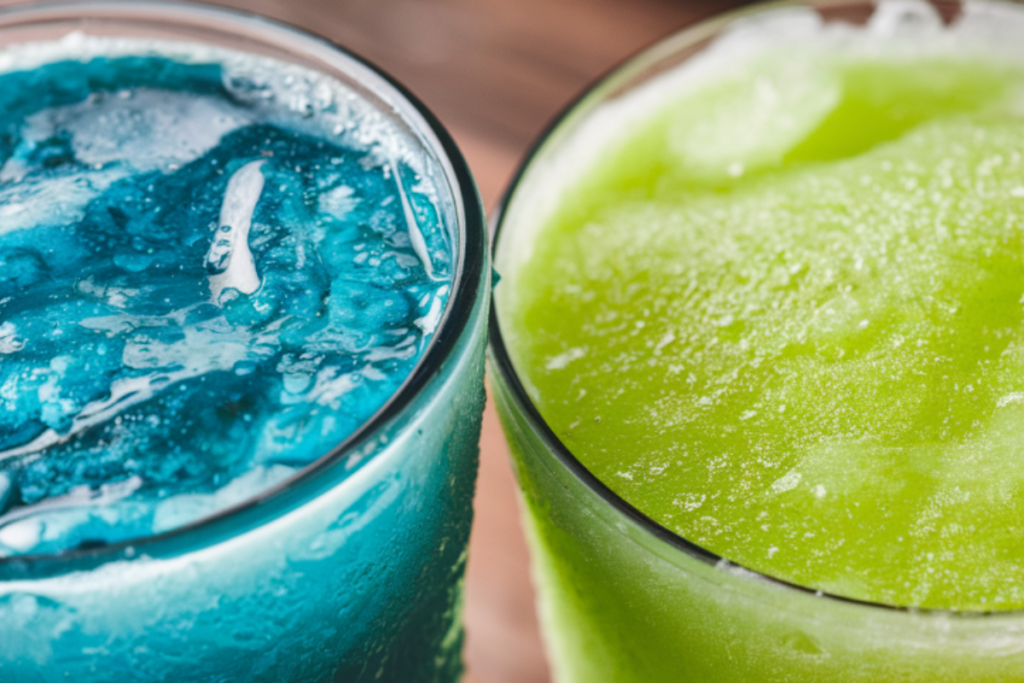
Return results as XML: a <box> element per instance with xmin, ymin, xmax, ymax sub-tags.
<box><xmin>504</xmin><ymin>43</ymin><xmax>1024</xmax><ymax>610</ymax></box>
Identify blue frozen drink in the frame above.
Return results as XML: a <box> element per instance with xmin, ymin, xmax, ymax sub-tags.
<box><xmin>0</xmin><ymin>5</ymin><xmax>488</xmax><ymax>682</ymax></box>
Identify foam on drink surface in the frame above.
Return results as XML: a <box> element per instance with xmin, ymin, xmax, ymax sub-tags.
<box><xmin>498</xmin><ymin>0</ymin><xmax>1024</xmax><ymax>610</ymax></box>
<box><xmin>0</xmin><ymin>35</ymin><xmax>455</xmax><ymax>557</ymax></box>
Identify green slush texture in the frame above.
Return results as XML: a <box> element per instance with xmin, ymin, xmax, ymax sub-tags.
<box><xmin>503</xmin><ymin>51</ymin><xmax>1024</xmax><ymax>611</ymax></box>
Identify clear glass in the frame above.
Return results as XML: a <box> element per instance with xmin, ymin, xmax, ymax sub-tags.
<box><xmin>0</xmin><ymin>3</ymin><xmax>489</xmax><ymax>682</ymax></box>
<box><xmin>489</xmin><ymin>1</ymin><xmax>1024</xmax><ymax>681</ymax></box>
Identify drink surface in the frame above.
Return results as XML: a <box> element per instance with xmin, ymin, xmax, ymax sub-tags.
<box><xmin>0</xmin><ymin>35</ymin><xmax>454</xmax><ymax>557</ymax></box>
<box><xmin>499</xmin><ymin>0</ymin><xmax>1024</xmax><ymax>611</ymax></box>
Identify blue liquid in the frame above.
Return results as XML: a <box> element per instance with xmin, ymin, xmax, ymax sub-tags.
<box><xmin>0</xmin><ymin>50</ymin><xmax>453</xmax><ymax>556</ymax></box>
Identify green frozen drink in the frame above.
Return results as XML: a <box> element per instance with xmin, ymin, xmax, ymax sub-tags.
<box><xmin>491</xmin><ymin>0</ymin><xmax>1024</xmax><ymax>680</ymax></box>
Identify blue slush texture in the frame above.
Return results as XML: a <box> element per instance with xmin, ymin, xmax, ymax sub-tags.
<box><xmin>0</xmin><ymin>53</ymin><xmax>454</xmax><ymax>556</ymax></box>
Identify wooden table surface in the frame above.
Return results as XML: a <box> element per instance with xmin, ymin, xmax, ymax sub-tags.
<box><xmin>0</xmin><ymin>0</ymin><xmax>747</xmax><ymax>680</ymax></box>
<box><xmin>213</xmin><ymin>2</ymin><xmax>748</xmax><ymax>682</ymax></box>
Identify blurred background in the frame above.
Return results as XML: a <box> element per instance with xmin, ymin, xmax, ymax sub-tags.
<box><xmin>210</xmin><ymin>1</ymin><xmax>749</xmax><ymax>682</ymax></box>
<box><xmin>0</xmin><ymin>0</ymin><xmax>751</xmax><ymax>680</ymax></box>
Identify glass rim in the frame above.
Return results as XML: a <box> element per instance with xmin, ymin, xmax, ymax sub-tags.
<box><xmin>488</xmin><ymin>0</ymin><xmax>1020</xmax><ymax>619</ymax></box>
<box><xmin>0</xmin><ymin>0</ymin><xmax>486</xmax><ymax>575</ymax></box>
